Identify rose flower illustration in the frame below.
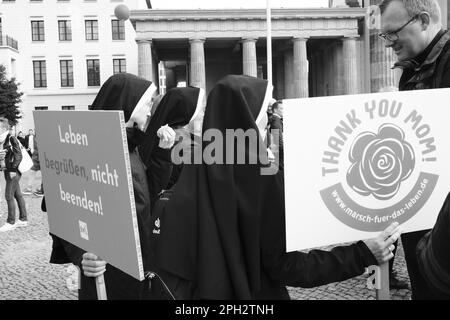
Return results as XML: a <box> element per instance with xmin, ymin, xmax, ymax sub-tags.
<box><xmin>346</xmin><ymin>123</ymin><xmax>415</xmax><ymax>200</ymax></box>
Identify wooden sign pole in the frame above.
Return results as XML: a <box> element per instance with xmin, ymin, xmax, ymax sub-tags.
<box><xmin>376</xmin><ymin>262</ymin><xmax>390</xmax><ymax>300</ymax></box>
<box><xmin>367</xmin><ymin>262</ymin><xmax>390</xmax><ymax>300</ymax></box>
<box><xmin>96</xmin><ymin>274</ymin><xmax>107</xmax><ymax>300</ymax></box>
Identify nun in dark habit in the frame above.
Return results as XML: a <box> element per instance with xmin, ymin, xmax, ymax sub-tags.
<box><xmin>139</xmin><ymin>86</ymin><xmax>205</xmax><ymax>208</ymax></box>
<box><xmin>49</xmin><ymin>73</ymin><xmax>157</xmax><ymax>299</ymax></box>
<box><xmin>147</xmin><ymin>74</ymin><xmax>402</xmax><ymax>299</ymax></box>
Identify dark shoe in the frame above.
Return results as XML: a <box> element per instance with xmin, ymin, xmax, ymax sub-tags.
<box><xmin>389</xmin><ymin>275</ymin><xmax>409</xmax><ymax>289</ymax></box>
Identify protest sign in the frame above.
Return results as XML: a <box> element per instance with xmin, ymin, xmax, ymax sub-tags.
<box><xmin>34</xmin><ymin>111</ymin><xmax>144</xmax><ymax>281</ymax></box>
<box><xmin>284</xmin><ymin>88</ymin><xmax>450</xmax><ymax>252</ymax></box>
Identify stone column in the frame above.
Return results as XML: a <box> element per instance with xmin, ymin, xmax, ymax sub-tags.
<box><xmin>292</xmin><ymin>37</ymin><xmax>309</xmax><ymax>98</ymax></box>
<box><xmin>370</xmin><ymin>0</ymin><xmax>400</xmax><ymax>92</ymax></box>
<box><xmin>242</xmin><ymin>38</ymin><xmax>257</xmax><ymax>77</ymax></box>
<box><xmin>189</xmin><ymin>38</ymin><xmax>206</xmax><ymax>90</ymax></box>
<box><xmin>284</xmin><ymin>50</ymin><xmax>294</xmax><ymax>98</ymax></box>
<box><xmin>137</xmin><ymin>39</ymin><xmax>154</xmax><ymax>82</ymax></box>
<box><xmin>342</xmin><ymin>37</ymin><xmax>359</xmax><ymax>94</ymax></box>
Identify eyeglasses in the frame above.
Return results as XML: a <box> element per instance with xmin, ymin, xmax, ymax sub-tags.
<box><xmin>378</xmin><ymin>15</ymin><xmax>419</xmax><ymax>42</ymax></box>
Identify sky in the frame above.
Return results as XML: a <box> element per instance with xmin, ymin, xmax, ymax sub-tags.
<box><xmin>148</xmin><ymin>0</ymin><xmax>330</xmax><ymax>9</ymax></box>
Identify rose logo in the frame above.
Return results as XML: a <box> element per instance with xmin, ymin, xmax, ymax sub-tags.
<box><xmin>347</xmin><ymin>123</ymin><xmax>415</xmax><ymax>200</ymax></box>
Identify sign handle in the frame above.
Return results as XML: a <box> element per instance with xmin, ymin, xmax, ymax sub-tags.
<box><xmin>96</xmin><ymin>274</ymin><xmax>107</xmax><ymax>300</ymax></box>
<box><xmin>375</xmin><ymin>262</ymin><xmax>390</xmax><ymax>300</ymax></box>
<box><xmin>366</xmin><ymin>263</ymin><xmax>390</xmax><ymax>300</ymax></box>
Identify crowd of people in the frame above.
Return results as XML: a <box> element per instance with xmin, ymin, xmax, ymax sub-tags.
<box><xmin>1</xmin><ymin>0</ymin><xmax>449</xmax><ymax>300</ymax></box>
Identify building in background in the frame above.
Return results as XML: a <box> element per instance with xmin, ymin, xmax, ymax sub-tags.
<box><xmin>131</xmin><ymin>0</ymin><xmax>448</xmax><ymax>99</ymax></box>
<box><xmin>0</xmin><ymin>0</ymin><xmax>150</xmax><ymax>132</ymax></box>
<box><xmin>131</xmin><ymin>3</ymin><xmax>368</xmax><ymax>99</ymax></box>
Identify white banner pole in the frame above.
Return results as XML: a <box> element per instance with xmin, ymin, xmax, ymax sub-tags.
<box><xmin>266</xmin><ymin>0</ymin><xmax>273</xmax><ymax>89</ymax></box>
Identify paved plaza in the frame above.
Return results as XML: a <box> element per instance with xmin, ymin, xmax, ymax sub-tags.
<box><xmin>0</xmin><ymin>178</ymin><xmax>412</xmax><ymax>300</ymax></box>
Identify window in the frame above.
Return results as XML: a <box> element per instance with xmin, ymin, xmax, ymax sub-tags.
<box><xmin>60</xmin><ymin>60</ymin><xmax>74</xmax><ymax>87</ymax></box>
<box><xmin>87</xmin><ymin>59</ymin><xmax>100</xmax><ymax>86</ymax></box>
<box><xmin>113</xmin><ymin>58</ymin><xmax>126</xmax><ymax>74</ymax></box>
<box><xmin>58</xmin><ymin>20</ymin><xmax>72</xmax><ymax>41</ymax></box>
<box><xmin>85</xmin><ymin>20</ymin><xmax>98</xmax><ymax>40</ymax></box>
<box><xmin>31</xmin><ymin>21</ymin><xmax>45</xmax><ymax>41</ymax></box>
<box><xmin>62</xmin><ymin>105</ymin><xmax>75</xmax><ymax>110</ymax></box>
<box><xmin>33</xmin><ymin>60</ymin><xmax>46</xmax><ymax>88</ymax></box>
<box><xmin>35</xmin><ymin>106</ymin><xmax>48</xmax><ymax>110</ymax></box>
<box><xmin>111</xmin><ymin>19</ymin><xmax>125</xmax><ymax>40</ymax></box>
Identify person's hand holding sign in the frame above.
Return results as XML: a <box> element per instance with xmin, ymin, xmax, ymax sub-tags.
<box><xmin>363</xmin><ymin>222</ymin><xmax>402</xmax><ymax>264</ymax></box>
<box><xmin>82</xmin><ymin>252</ymin><xmax>107</xmax><ymax>277</ymax></box>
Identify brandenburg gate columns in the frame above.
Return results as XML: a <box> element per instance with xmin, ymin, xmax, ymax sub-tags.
<box><xmin>242</xmin><ymin>38</ymin><xmax>258</xmax><ymax>77</ymax></box>
<box><xmin>137</xmin><ymin>39</ymin><xmax>155</xmax><ymax>82</ymax></box>
<box><xmin>342</xmin><ymin>36</ymin><xmax>359</xmax><ymax>94</ymax></box>
<box><xmin>292</xmin><ymin>37</ymin><xmax>309</xmax><ymax>98</ymax></box>
<box><xmin>189</xmin><ymin>38</ymin><xmax>206</xmax><ymax>90</ymax></box>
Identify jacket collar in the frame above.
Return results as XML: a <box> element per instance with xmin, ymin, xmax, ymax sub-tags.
<box><xmin>393</xmin><ymin>29</ymin><xmax>450</xmax><ymax>71</ymax></box>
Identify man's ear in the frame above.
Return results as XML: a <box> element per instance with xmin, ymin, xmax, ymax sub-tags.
<box><xmin>419</xmin><ymin>12</ymin><xmax>431</xmax><ymax>30</ymax></box>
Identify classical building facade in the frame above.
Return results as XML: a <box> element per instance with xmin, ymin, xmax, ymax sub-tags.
<box><xmin>131</xmin><ymin>7</ymin><xmax>369</xmax><ymax>99</ymax></box>
<box><xmin>0</xmin><ymin>0</ymin><xmax>149</xmax><ymax>132</ymax></box>
<box><xmin>130</xmin><ymin>0</ymin><xmax>449</xmax><ymax>99</ymax></box>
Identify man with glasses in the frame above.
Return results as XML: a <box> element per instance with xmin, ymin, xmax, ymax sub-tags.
<box><xmin>379</xmin><ymin>0</ymin><xmax>450</xmax><ymax>299</ymax></box>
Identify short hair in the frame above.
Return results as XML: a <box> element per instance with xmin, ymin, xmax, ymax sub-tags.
<box><xmin>379</xmin><ymin>0</ymin><xmax>441</xmax><ymax>24</ymax></box>
<box><xmin>271</xmin><ymin>100</ymin><xmax>283</xmax><ymax>112</ymax></box>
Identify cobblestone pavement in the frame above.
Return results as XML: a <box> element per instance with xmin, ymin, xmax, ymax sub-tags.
<box><xmin>0</xmin><ymin>178</ymin><xmax>411</xmax><ymax>300</ymax></box>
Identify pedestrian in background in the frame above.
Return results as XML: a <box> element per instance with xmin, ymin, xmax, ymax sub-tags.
<box><xmin>16</xmin><ymin>131</ymin><xmax>25</xmax><ymax>146</ymax></box>
<box><xmin>31</xmin><ymin>134</ymin><xmax>43</xmax><ymax>196</ymax></box>
<box><xmin>0</xmin><ymin>106</ymin><xmax>28</xmax><ymax>232</ymax></box>
<box><xmin>268</xmin><ymin>100</ymin><xmax>284</xmax><ymax>171</ymax></box>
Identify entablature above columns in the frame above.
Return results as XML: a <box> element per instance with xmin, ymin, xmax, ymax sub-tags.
<box><xmin>131</xmin><ymin>8</ymin><xmax>364</xmax><ymax>40</ymax></box>
<box><xmin>131</xmin><ymin>8</ymin><xmax>367</xmax><ymax>21</ymax></box>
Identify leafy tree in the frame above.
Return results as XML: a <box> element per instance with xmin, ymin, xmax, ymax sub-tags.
<box><xmin>0</xmin><ymin>64</ymin><xmax>23</xmax><ymax>125</ymax></box>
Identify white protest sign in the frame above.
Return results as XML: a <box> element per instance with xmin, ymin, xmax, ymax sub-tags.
<box><xmin>34</xmin><ymin>111</ymin><xmax>144</xmax><ymax>280</ymax></box>
<box><xmin>284</xmin><ymin>88</ymin><xmax>450</xmax><ymax>252</ymax></box>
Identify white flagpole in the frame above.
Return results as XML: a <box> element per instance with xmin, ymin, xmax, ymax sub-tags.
<box><xmin>266</xmin><ymin>0</ymin><xmax>273</xmax><ymax>89</ymax></box>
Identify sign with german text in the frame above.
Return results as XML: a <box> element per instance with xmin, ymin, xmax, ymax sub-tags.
<box><xmin>283</xmin><ymin>88</ymin><xmax>450</xmax><ymax>251</ymax></box>
<box><xmin>34</xmin><ymin>111</ymin><xmax>144</xmax><ymax>280</ymax></box>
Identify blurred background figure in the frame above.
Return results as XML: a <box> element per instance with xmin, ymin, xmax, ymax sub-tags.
<box><xmin>17</xmin><ymin>131</ymin><xmax>26</xmax><ymax>146</ymax></box>
<box><xmin>268</xmin><ymin>100</ymin><xmax>284</xmax><ymax>171</ymax></box>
